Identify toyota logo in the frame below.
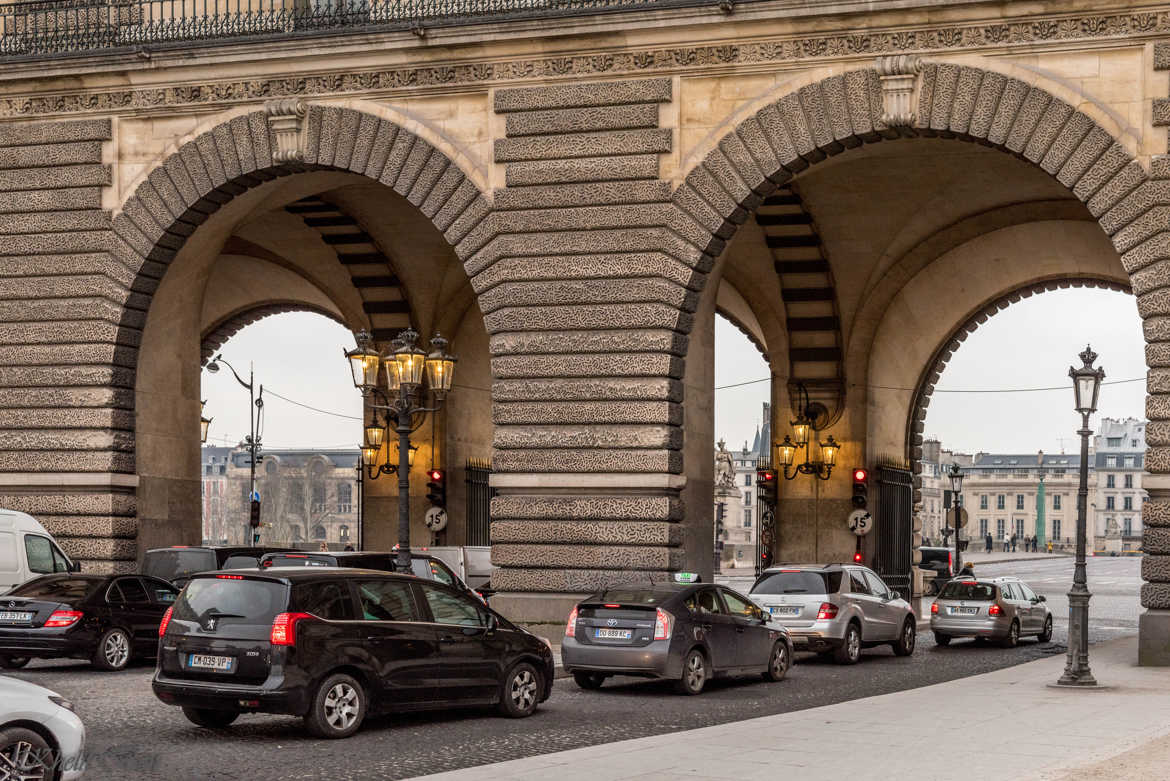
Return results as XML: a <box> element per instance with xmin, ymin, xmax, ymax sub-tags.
<box><xmin>606</xmin><ymin>619</ymin><xmax>617</xmax><ymax>627</ymax></box>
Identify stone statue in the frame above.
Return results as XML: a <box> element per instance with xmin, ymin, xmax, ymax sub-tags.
<box><xmin>715</xmin><ymin>439</ymin><xmax>737</xmax><ymax>488</ymax></box>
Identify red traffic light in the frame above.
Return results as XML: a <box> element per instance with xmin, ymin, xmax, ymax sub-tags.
<box><xmin>852</xmin><ymin>468</ymin><xmax>867</xmax><ymax>482</ymax></box>
<box><xmin>762</xmin><ymin>471</ymin><xmax>775</xmax><ymax>481</ymax></box>
<box><xmin>853</xmin><ymin>552</ymin><xmax>863</xmax><ymax>563</ymax></box>
<box><xmin>428</xmin><ymin>469</ymin><xmax>443</xmax><ymax>481</ymax></box>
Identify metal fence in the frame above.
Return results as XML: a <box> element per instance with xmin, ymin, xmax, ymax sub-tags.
<box><xmin>0</xmin><ymin>0</ymin><xmax>725</xmax><ymax>59</ymax></box>
<box><xmin>874</xmin><ymin>465</ymin><xmax>913</xmax><ymax>598</ymax></box>
<box><xmin>465</xmin><ymin>457</ymin><xmax>493</xmax><ymax>547</ymax></box>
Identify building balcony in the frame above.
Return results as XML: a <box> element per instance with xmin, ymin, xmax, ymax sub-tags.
<box><xmin>0</xmin><ymin>0</ymin><xmax>720</xmax><ymax>61</ymax></box>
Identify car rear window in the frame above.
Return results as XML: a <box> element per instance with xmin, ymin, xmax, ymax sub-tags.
<box><xmin>939</xmin><ymin>582</ymin><xmax>997</xmax><ymax>601</ymax></box>
<box><xmin>222</xmin><ymin>555</ymin><xmax>260</xmax><ymax>569</ymax></box>
<box><xmin>10</xmin><ymin>577</ymin><xmax>99</xmax><ymax>602</ymax></box>
<box><xmin>174</xmin><ymin>578</ymin><xmax>288</xmax><ymax>626</ymax></box>
<box><xmin>752</xmin><ymin>570</ymin><xmax>843</xmax><ymax>595</ymax></box>
<box><xmin>144</xmin><ymin>549</ymin><xmax>218</xmax><ymax>581</ymax></box>
<box><xmin>264</xmin><ymin>554</ymin><xmax>335</xmax><ymax>568</ymax></box>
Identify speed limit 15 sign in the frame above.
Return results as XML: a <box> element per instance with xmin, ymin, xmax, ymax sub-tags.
<box><xmin>848</xmin><ymin>509</ymin><xmax>873</xmax><ymax>536</ymax></box>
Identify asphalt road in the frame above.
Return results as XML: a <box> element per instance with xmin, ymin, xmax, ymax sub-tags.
<box><xmin>4</xmin><ymin>557</ymin><xmax>1140</xmax><ymax>780</ymax></box>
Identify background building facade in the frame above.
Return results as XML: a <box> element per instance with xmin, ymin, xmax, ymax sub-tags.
<box><xmin>1093</xmin><ymin>417</ymin><xmax>1147</xmax><ymax>552</ymax></box>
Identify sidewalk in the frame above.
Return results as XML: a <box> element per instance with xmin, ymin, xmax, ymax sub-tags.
<box><xmin>413</xmin><ymin>635</ymin><xmax>1170</xmax><ymax>781</ymax></box>
<box><xmin>964</xmin><ymin>550</ymin><xmax>1071</xmax><ymax>565</ymax></box>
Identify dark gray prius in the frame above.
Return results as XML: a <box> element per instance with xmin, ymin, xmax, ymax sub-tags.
<box><xmin>561</xmin><ymin>581</ymin><xmax>793</xmax><ymax>695</ymax></box>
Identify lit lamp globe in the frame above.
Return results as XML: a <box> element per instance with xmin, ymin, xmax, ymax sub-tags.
<box><xmin>364</xmin><ymin>420</ymin><xmax>386</xmax><ymax>449</ymax></box>
<box><xmin>776</xmin><ymin>436</ymin><xmax>796</xmax><ymax>467</ymax></box>
<box><xmin>425</xmin><ymin>333</ymin><xmax>457</xmax><ymax>398</ymax></box>
<box><xmin>819</xmin><ymin>436</ymin><xmax>840</xmax><ymax>468</ymax></box>
<box><xmin>948</xmin><ymin>462</ymin><xmax>964</xmax><ymax>494</ymax></box>
<box><xmin>1070</xmin><ymin>345</ymin><xmax>1105</xmax><ymax>415</ymax></box>
<box><xmin>344</xmin><ymin>330</ymin><xmax>380</xmax><ymax>393</ymax></box>
<box><xmin>394</xmin><ymin>329</ymin><xmax>427</xmax><ymax>389</ymax></box>
<box><xmin>200</xmin><ymin>415</ymin><xmax>212</xmax><ymax>445</ymax></box>
<box><xmin>361</xmin><ymin>445</ymin><xmax>379</xmax><ymax>469</ymax></box>
<box><xmin>791</xmin><ymin>418</ymin><xmax>811</xmax><ymax>447</ymax></box>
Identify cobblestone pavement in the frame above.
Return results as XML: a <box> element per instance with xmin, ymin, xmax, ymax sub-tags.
<box><xmin>4</xmin><ymin>558</ymin><xmax>1138</xmax><ymax>781</ymax></box>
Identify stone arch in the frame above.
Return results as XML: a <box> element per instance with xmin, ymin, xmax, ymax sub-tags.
<box><xmin>907</xmin><ymin>275</ymin><xmax>1133</xmax><ymax>462</ymax></box>
<box><xmin>111</xmin><ymin>100</ymin><xmax>493</xmax><ymax>372</ymax></box>
<box><xmin>670</xmin><ymin>59</ymin><xmax>1170</xmax><ymax>618</ymax></box>
<box><xmin>200</xmin><ymin>302</ymin><xmax>345</xmax><ymax>366</ymax></box>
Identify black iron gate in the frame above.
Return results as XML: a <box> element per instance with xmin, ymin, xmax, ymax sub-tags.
<box><xmin>465</xmin><ymin>458</ymin><xmax>493</xmax><ymax>546</ymax></box>
<box><xmin>874</xmin><ymin>465</ymin><xmax>913</xmax><ymax>597</ymax></box>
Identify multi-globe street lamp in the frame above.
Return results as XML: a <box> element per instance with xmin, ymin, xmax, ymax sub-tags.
<box><xmin>1057</xmin><ymin>345</ymin><xmax>1105</xmax><ymax>687</ymax></box>
<box><xmin>948</xmin><ymin>462</ymin><xmax>965</xmax><ymax>573</ymax></box>
<box><xmin>344</xmin><ymin>328</ymin><xmax>456</xmax><ymax>571</ymax></box>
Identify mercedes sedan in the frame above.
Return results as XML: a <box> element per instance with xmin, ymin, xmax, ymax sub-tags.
<box><xmin>561</xmin><ymin>581</ymin><xmax>793</xmax><ymax>694</ymax></box>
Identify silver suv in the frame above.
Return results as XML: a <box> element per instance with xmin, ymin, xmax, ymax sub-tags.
<box><xmin>749</xmin><ymin>564</ymin><xmax>916</xmax><ymax>664</ymax></box>
<box><xmin>930</xmin><ymin>576</ymin><xmax>1053</xmax><ymax>648</ymax></box>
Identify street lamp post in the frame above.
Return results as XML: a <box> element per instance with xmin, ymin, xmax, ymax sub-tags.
<box><xmin>948</xmin><ymin>463</ymin><xmax>965</xmax><ymax>574</ymax></box>
<box><xmin>1057</xmin><ymin>345</ymin><xmax>1105</xmax><ymax>687</ymax></box>
<box><xmin>206</xmin><ymin>354</ymin><xmax>264</xmax><ymax>546</ymax></box>
<box><xmin>345</xmin><ymin>328</ymin><xmax>456</xmax><ymax>571</ymax></box>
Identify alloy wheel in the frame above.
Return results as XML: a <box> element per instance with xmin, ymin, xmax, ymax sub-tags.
<box><xmin>771</xmin><ymin>644</ymin><xmax>788</xmax><ymax>678</ymax></box>
<box><xmin>686</xmin><ymin>652</ymin><xmax>706</xmax><ymax>690</ymax></box>
<box><xmin>509</xmin><ymin>669</ymin><xmax>537</xmax><ymax>711</ymax></box>
<box><xmin>847</xmin><ymin>628</ymin><xmax>860</xmax><ymax>660</ymax></box>
<box><xmin>105</xmin><ymin>631</ymin><xmax>129</xmax><ymax>668</ymax></box>
<box><xmin>323</xmin><ymin>683</ymin><xmax>359</xmax><ymax>731</ymax></box>
<box><xmin>904</xmin><ymin>623</ymin><xmax>915</xmax><ymax>652</ymax></box>
<box><xmin>0</xmin><ymin>739</ymin><xmax>51</xmax><ymax>781</ymax></box>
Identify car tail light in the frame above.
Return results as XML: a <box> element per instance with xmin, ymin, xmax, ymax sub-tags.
<box><xmin>270</xmin><ymin>612</ymin><xmax>313</xmax><ymax>646</ymax></box>
<box><xmin>565</xmin><ymin>606</ymin><xmax>578</xmax><ymax>637</ymax></box>
<box><xmin>603</xmin><ymin>603</ymin><xmax>621</xmax><ymax>608</ymax></box>
<box><xmin>816</xmin><ymin>603</ymin><xmax>838</xmax><ymax>620</ymax></box>
<box><xmin>948</xmin><ymin>552</ymin><xmax>953</xmax><ymax>570</ymax></box>
<box><xmin>930</xmin><ymin>602</ymin><xmax>938</xmax><ymax>614</ymax></box>
<box><xmin>216</xmin><ymin>574</ymin><xmax>243</xmax><ymax>580</ymax></box>
<box><xmin>44</xmin><ymin>610</ymin><xmax>82</xmax><ymax>628</ymax></box>
<box><xmin>988</xmin><ymin>604</ymin><xmax>1003</xmax><ymax>617</ymax></box>
<box><xmin>653</xmin><ymin>608</ymin><xmax>673</xmax><ymax>640</ymax></box>
<box><xmin>158</xmin><ymin>606</ymin><xmax>174</xmax><ymax>637</ymax></box>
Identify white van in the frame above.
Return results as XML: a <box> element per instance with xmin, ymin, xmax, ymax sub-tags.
<box><xmin>0</xmin><ymin>510</ymin><xmax>78</xmax><ymax>595</ymax></box>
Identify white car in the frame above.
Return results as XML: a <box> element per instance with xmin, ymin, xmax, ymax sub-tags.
<box><xmin>0</xmin><ymin>675</ymin><xmax>85</xmax><ymax>780</ymax></box>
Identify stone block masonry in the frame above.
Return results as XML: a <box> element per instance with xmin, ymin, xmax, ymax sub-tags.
<box><xmin>0</xmin><ymin>117</ymin><xmax>137</xmax><ymax>572</ymax></box>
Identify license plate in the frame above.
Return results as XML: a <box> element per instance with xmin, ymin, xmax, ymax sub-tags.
<box><xmin>770</xmin><ymin>606</ymin><xmax>800</xmax><ymax>617</ymax></box>
<box><xmin>186</xmin><ymin>654</ymin><xmax>234</xmax><ymax>671</ymax></box>
<box><xmin>594</xmin><ymin>628</ymin><xmax>632</xmax><ymax>640</ymax></box>
<box><xmin>0</xmin><ymin>611</ymin><xmax>33</xmax><ymax>622</ymax></box>
<box><xmin>949</xmin><ymin>606</ymin><xmax>979</xmax><ymax>615</ymax></box>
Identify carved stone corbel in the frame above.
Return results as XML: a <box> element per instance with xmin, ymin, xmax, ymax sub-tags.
<box><xmin>875</xmin><ymin>55</ymin><xmax>923</xmax><ymax>129</ymax></box>
<box><xmin>265</xmin><ymin>98</ymin><xmax>308</xmax><ymax>163</ymax></box>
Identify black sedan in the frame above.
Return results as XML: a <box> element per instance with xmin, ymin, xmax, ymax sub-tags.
<box><xmin>0</xmin><ymin>574</ymin><xmax>178</xmax><ymax>671</ymax></box>
<box><xmin>561</xmin><ymin>581</ymin><xmax>794</xmax><ymax>694</ymax></box>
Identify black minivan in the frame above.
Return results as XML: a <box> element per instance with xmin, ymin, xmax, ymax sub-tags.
<box><xmin>152</xmin><ymin>568</ymin><xmax>554</xmax><ymax>738</ymax></box>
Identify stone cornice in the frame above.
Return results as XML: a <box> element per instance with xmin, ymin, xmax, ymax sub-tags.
<box><xmin>1</xmin><ymin>6</ymin><xmax>1167</xmax><ymax>118</ymax></box>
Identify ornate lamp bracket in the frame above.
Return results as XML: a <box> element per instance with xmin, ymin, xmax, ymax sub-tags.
<box><xmin>875</xmin><ymin>55</ymin><xmax>924</xmax><ymax>131</ymax></box>
<box><xmin>266</xmin><ymin>98</ymin><xmax>308</xmax><ymax>163</ymax></box>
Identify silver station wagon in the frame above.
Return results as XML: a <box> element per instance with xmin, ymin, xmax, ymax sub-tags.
<box><xmin>930</xmin><ymin>576</ymin><xmax>1053</xmax><ymax>648</ymax></box>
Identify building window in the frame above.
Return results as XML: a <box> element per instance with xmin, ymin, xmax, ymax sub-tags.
<box><xmin>338</xmin><ymin>483</ymin><xmax>352</xmax><ymax>513</ymax></box>
<box><xmin>996</xmin><ymin>495</ymin><xmax>1005</xmax><ymax>510</ymax></box>
<box><xmin>313</xmin><ymin>524</ymin><xmax>327</xmax><ymax>540</ymax></box>
<box><xmin>979</xmin><ymin>519</ymin><xmax>988</xmax><ymax>537</ymax></box>
<box><xmin>980</xmin><ymin>495</ymin><xmax>988</xmax><ymax>510</ymax></box>
<box><xmin>339</xmin><ymin>524</ymin><xmax>350</xmax><ymax>542</ymax></box>
<box><xmin>1105</xmin><ymin>496</ymin><xmax>1115</xmax><ymax>510</ymax></box>
<box><xmin>1053</xmin><ymin>519</ymin><xmax>1062</xmax><ymax>539</ymax></box>
<box><xmin>1014</xmin><ymin>519</ymin><xmax>1023</xmax><ymax>537</ymax></box>
<box><xmin>1015</xmin><ymin>494</ymin><xmax>1024</xmax><ymax>510</ymax></box>
<box><xmin>996</xmin><ymin>519</ymin><xmax>1005</xmax><ymax>537</ymax></box>
<box><xmin>1107</xmin><ymin>437</ymin><xmax>1122</xmax><ymax>446</ymax></box>
<box><xmin>1124</xmin><ymin>474</ymin><xmax>1133</xmax><ymax>489</ymax></box>
<box><xmin>1106</xmin><ymin>474</ymin><xmax>1115</xmax><ymax>488</ymax></box>
<box><xmin>1053</xmin><ymin>495</ymin><xmax>1061</xmax><ymax>510</ymax></box>
<box><xmin>744</xmin><ymin>474</ymin><xmax>751</xmax><ymax>486</ymax></box>
<box><xmin>1105</xmin><ymin>456</ymin><xmax>1117</xmax><ymax>468</ymax></box>
<box><xmin>312</xmin><ymin>482</ymin><xmax>326</xmax><ymax>513</ymax></box>
<box><xmin>744</xmin><ymin>509</ymin><xmax>751</xmax><ymax>526</ymax></box>
<box><xmin>1124</xmin><ymin>496</ymin><xmax>1133</xmax><ymax>511</ymax></box>
<box><xmin>1124</xmin><ymin>457</ymin><xmax>1135</xmax><ymax>468</ymax></box>
<box><xmin>1123</xmin><ymin>518</ymin><xmax>1133</xmax><ymax>536</ymax></box>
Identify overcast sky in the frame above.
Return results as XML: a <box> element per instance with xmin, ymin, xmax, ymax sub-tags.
<box><xmin>202</xmin><ymin>289</ymin><xmax>1145</xmax><ymax>457</ymax></box>
<box><xmin>714</xmin><ymin>287</ymin><xmax>1146</xmax><ymax>457</ymax></box>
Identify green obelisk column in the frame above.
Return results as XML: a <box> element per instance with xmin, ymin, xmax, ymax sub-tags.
<box><xmin>1036</xmin><ymin>475</ymin><xmax>1046</xmax><ymax>548</ymax></box>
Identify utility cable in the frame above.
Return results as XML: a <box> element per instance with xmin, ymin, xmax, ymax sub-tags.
<box><xmin>715</xmin><ymin>376</ymin><xmax>1146</xmax><ymax>393</ymax></box>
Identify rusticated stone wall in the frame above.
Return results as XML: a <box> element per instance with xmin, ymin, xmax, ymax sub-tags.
<box><xmin>0</xmin><ymin>117</ymin><xmax>141</xmax><ymax>568</ymax></box>
<box><xmin>484</xmin><ymin>78</ymin><xmax>705</xmax><ymax>597</ymax></box>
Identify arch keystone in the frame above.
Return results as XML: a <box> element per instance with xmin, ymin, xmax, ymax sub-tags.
<box><xmin>265</xmin><ymin>99</ymin><xmax>309</xmax><ymax>163</ymax></box>
<box><xmin>875</xmin><ymin>55</ymin><xmax>923</xmax><ymax>131</ymax></box>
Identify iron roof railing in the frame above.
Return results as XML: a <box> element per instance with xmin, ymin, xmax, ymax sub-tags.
<box><xmin>0</xmin><ymin>0</ymin><xmax>727</xmax><ymax>61</ymax></box>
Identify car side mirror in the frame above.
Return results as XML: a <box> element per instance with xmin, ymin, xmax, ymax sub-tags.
<box><xmin>890</xmin><ymin>590</ymin><xmax>901</xmax><ymax>601</ymax></box>
<box><xmin>486</xmin><ymin>614</ymin><xmax>499</xmax><ymax>632</ymax></box>
<box><xmin>69</xmin><ymin>560</ymin><xmax>81</xmax><ymax>573</ymax></box>
<box><xmin>1037</xmin><ymin>595</ymin><xmax>1046</xmax><ymax>603</ymax></box>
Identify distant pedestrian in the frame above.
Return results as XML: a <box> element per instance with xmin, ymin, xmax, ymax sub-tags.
<box><xmin>923</xmin><ymin>536</ymin><xmax>931</xmax><ymax>547</ymax></box>
<box><xmin>985</xmin><ymin>533</ymin><xmax>993</xmax><ymax>553</ymax></box>
<box><xmin>319</xmin><ymin>541</ymin><xmax>329</xmax><ymax>552</ymax></box>
<box><xmin>1030</xmin><ymin>536</ymin><xmax>1037</xmax><ymax>553</ymax></box>
<box><xmin>1002</xmin><ymin>532</ymin><xmax>1010</xmax><ymax>552</ymax></box>
<box><xmin>343</xmin><ymin>544</ymin><xmax>354</xmax><ymax>551</ymax></box>
<box><xmin>1011</xmin><ymin>533</ymin><xmax>1017</xmax><ymax>552</ymax></box>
